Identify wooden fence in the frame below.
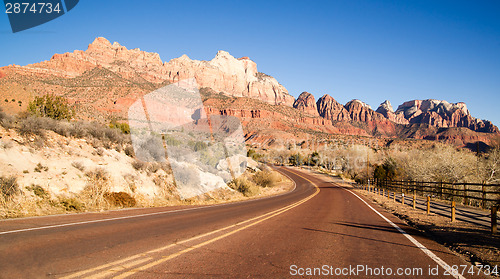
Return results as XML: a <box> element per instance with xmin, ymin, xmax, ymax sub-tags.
<box><xmin>359</xmin><ymin>178</ymin><xmax>499</xmax><ymax>233</ymax></box>
<box><xmin>370</xmin><ymin>179</ymin><xmax>500</xmax><ymax>209</ymax></box>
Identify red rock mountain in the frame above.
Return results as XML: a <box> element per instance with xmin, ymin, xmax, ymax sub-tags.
<box><xmin>293</xmin><ymin>92</ymin><xmax>319</xmax><ymax>117</ymax></box>
<box><xmin>316</xmin><ymin>94</ymin><xmax>350</xmax><ymax>121</ymax></box>
<box><xmin>0</xmin><ymin>37</ymin><xmax>498</xmax><ymax>146</ymax></box>
<box><xmin>395</xmin><ymin>100</ymin><xmax>498</xmax><ymax>133</ymax></box>
<box><xmin>5</xmin><ymin>37</ymin><xmax>294</xmax><ymax>107</ymax></box>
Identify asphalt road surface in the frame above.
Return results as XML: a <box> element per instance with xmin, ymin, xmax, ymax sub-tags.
<box><xmin>0</xmin><ymin>167</ymin><xmax>493</xmax><ymax>278</ymax></box>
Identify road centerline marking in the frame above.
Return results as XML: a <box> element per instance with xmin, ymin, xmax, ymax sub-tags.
<box><xmin>61</xmin><ymin>167</ymin><xmax>318</xmax><ymax>279</ymax></box>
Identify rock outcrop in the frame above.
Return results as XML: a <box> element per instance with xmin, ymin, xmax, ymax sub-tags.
<box><xmin>344</xmin><ymin>99</ymin><xmax>385</xmax><ymax>122</ymax></box>
<box><xmin>293</xmin><ymin>92</ymin><xmax>319</xmax><ymax>117</ymax></box>
<box><xmin>395</xmin><ymin>99</ymin><xmax>498</xmax><ymax>133</ymax></box>
<box><xmin>376</xmin><ymin>100</ymin><xmax>409</xmax><ymax>125</ymax></box>
<box><xmin>8</xmin><ymin>37</ymin><xmax>294</xmax><ymax>106</ymax></box>
<box><xmin>316</xmin><ymin>94</ymin><xmax>350</xmax><ymax>121</ymax></box>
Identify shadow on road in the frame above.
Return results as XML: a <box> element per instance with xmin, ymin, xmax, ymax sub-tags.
<box><xmin>302</xmin><ymin>227</ymin><xmax>454</xmax><ymax>255</ymax></box>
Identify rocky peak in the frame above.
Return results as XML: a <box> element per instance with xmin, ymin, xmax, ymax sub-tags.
<box><xmin>293</xmin><ymin>92</ymin><xmax>319</xmax><ymax>117</ymax></box>
<box><xmin>395</xmin><ymin>99</ymin><xmax>497</xmax><ymax>133</ymax></box>
<box><xmin>344</xmin><ymin>99</ymin><xmax>385</xmax><ymax>122</ymax></box>
<box><xmin>376</xmin><ymin>100</ymin><xmax>394</xmax><ymax>114</ymax></box>
<box><xmin>376</xmin><ymin>100</ymin><xmax>408</xmax><ymax>125</ymax></box>
<box><xmin>316</xmin><ymin>94</ymin><xmax>350</xmax><ymax>121</ymax></box>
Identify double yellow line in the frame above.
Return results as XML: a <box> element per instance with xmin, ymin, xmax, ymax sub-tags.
<box><xmin>61</xmin><ymin>168</ymin><xmax>319</xmax><ymax>279</ymax></box>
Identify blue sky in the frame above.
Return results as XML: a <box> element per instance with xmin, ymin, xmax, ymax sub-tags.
<box><xmin>1</xmin><ymin>0</ymin><xmax>499</xmax><ymax>125</ymax></box>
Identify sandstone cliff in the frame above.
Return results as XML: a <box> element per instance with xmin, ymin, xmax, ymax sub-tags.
<box><xmin>395</xmin><ymin>99</ymin><xmax>498</xmax><ymax>133</ymax></box>
<box><xmin>316</xmin><ymin>94</ymin><xmax>351</xmax><ymax>121</ymax></box>
<box><xmin>4</xmin><ymin>37</ymin><xmax>294</xmax><ymax>106</ymax></box>
<box><xmin>293</xmin><ymin>92</ymin><xmax>319</xmax><ymax>117</ymax></box>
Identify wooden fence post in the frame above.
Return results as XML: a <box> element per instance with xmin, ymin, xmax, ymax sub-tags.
<box><xmin>492</xmin><ymin>206</ymin><xmax>498</xmax><ymax>234</ymax></box>
<box><xmin>451</xmin><ymin>201</ymin><xmax>456</xmax><ymax>222</ymax></box>
<box><xmin>439</xmin><ymin>181</ymin><xmax>443</xmax><ymax>200</ymax></box>
<box><xmin>393</xmin><ymin>191</ymin><xmax>396</xmax><ymax>202</ymax></box>
<box><xmin>481</xmin><ymin>183</ymin><xmax>486</xmax><ymax>209</ymax></box>
<box><xmin>427</xmin><ymin>196</ymin><xmax>430</xmax><ymax>215</ymax></box>
<box><xmin>413</xmin><ymin>194</ymin><xmax>416</xmax><ymax>209</ymax></box>
<box><xmin>463</xmin><ymin>183</ymin><xmax>468</xmax><ymax>206</ymax></box>
<box><xmin>401</xmin><ymin>192</ymin><xmax>405</xmax><ymax>205</ymax></box>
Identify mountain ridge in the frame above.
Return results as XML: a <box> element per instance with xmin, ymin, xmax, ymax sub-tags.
<box><xmin>0</xmin><ymin>37</ymin><xmax>498</xmax><ymax>147</ymax></box>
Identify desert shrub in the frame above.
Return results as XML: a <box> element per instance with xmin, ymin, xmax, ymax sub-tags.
<box><xmin>124</xmin><ymin>145</ymin><xmax>135</xmax><ymax>157</ymax></box>
<box><xmin>0</xmin><ymin>108</ymin><xmax>13</xmax><ymax>129</ymax></box>
<box><xmin>83</xmin><ymin>168</ymin><xmax>110</xmax><ymax>208</ymax></box>
<box><xmin>17</xmin><ymin>117</ymin><xmax>46</xmax><ymax>138</ymax></box>
<box><xmin>95</xmin><ymin>147</ymin><xmax>105</xmax><ymax>156</ymax></box>
<box><xmin>392</xmin><ymin>144</ymin><xmax>478</xmax><ymax>183</ymax></box>
<box><xmin>0</xmin><ymin>176</ymin><xmax>19</xmax><ymax>201</ymax></box>
<box><xmin>147</xmin><ymin>162</ymin><xmax>161</xmax><ymax>174</ymax></box>
<box><xmin>104</xmin><ymin>192</ymin><xmax>136</xmax><ymax>207</ymax></box>
<box><xmin>228</xmin><ymin>176</ymin><xmax>260</xmax><ymax>197</ymax></box>
<box><xmin>480</xmin><ymin>147</ymin><xmax>500</xmax><ymax>184</ymax></box>
<box><xmin>109</xmin><ymin>121</ymin><xmax>130</xmax><ymax>134</ymax></box>
<box><xmin>26</xmin><ymin>184</ymin><xmax>49</xmax><ymax>199</ymax></box>
<box><xmin>373</xmin><ymin>158</ymin><xmax>399</xmax><ymax>181</ymax></box>
<box><xmin>34</xmin><ymin>162</ymin><xmax>49</xmax><ymax>172</ymax></box>
<box><xmin>71</xmin><ymin>161</ymin><xmax>85</xmax><ymax>172</ymax></box>
<box><xmin>59</xmin><ymin>197</ymin><xmax>84</xmax><ymax>211</ymax></box>
<box><xmin>27</xmin><ymin>94</ymin><xmax>74</xmax><ymax>120</ymax></box>
<box><xmin>252</xmin><ymin>170</ymin><xmax>281</xmax><ymax>187</ymax></box>
<box><xmin>132</xmin><ymin>159</ymin><xmax>146</xmax><ymax>171</ymax></box>
<box><xmin>288</xmin><ymin>153</ymin><xmax>306</xmax><ymax>166</ymax></box>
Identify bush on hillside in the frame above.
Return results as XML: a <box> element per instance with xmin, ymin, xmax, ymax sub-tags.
<box><xmin>28</xmin><ymin>94</ymin><xmax>75</xmax><ymax>121</ymax></box>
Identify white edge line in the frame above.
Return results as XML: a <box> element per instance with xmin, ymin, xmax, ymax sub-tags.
<box><xmin>0</xmin><ymin>167</ymin><xmax>296</xmax><ymax>236</ymax></box>
<box><xmin>342</xmin><ymin>187</ymin><xmax>466</xmax><ymax>279</ymax></box>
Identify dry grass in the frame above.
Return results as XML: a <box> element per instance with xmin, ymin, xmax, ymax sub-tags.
<box><xmin>82</xmin><ymin>168</ymin><xmax>111</xmax><ymax>209</ymax></box>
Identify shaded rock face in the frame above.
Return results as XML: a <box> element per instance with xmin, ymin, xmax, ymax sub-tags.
<box><xmin>316</xmin><ymin>94</ymin><xmax>350</xmax><ymax>121</ymax></box>
<box><xmin>10</xmin><ymin>37</ymin><xmax>294</xmax><ymax>106</ymax></box>
<box><xmin>396</xmin><ymin>99</ymin><xmax>498</xmax><ymax>133</ymax></box>
<box><xmin>344</xmin><ymin>99</ymin><xmax>385</xmax><ymax>122</ymax></box>
<box><xmin>293</xmin><ymin>92</ymin><xmax>319</xmax><ymax>117</ymax></box>
<box><xmin>376</xmin><ymin>100</ymin><xmax>409</xmax><ymax>125</ymax></box>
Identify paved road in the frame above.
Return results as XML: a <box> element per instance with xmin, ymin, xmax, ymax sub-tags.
<box><xmin>0</xmin><ymin>167</ymin><xmax>492</xmax><ymax>278</ymax></box>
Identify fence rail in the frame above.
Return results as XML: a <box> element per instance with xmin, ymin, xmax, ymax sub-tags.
<box><xmin>370</xmin><ymin>179</ymin><xmax>500</xmax><ymax>208</ymax></box>
<box><xmin>358</xmin><ymin>178</ymin><xmax>499</xmax><ymax>233</ymax></box>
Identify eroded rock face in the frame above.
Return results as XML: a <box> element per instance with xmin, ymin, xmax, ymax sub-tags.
<box><xmin>376</xmin><ymin>100</ymin><xmax>409</xmax><ymax>125</ymax></box>
<box><xmin>10</xmin><ymin>37</ymin><xmax>294</xmax><ymax>106</ymax></box>
<box><xmin>395</xmin><ymin>99</ymin><xmax>498</xmax><ymax>133</ymax></box>
<box><xmin>344</xmin><ymin>99</ymin><xmax>386</xmax><ymax>122</ymax></box>
<box><xmin>316</xmin><ymin>94</ymin><xmax>350</xmax><ymax>121</ymax></box>
<box><xmin>293</xmin><ymin>92</ymin><xmax>319</xmax><ymax>117</ymax></box>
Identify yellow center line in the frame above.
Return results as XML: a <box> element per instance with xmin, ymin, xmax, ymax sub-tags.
<box><xmin>112</xmin><ymin>168</ymin><xmax>319</xmax><ymax>279</ymax></box>
<box><xmin>62</xmin><ymin>167</ymin><xmax>318</xmax><ymax>279</ymax></box>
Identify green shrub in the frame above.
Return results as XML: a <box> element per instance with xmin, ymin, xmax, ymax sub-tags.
<box><xmin>34</xmin><ymin>162</ymin><xmax>49</xmax><ymax>172</ymax></box>
<box><xmin>104</xmin><ymin>192</ymin><xmax>136</xmax><ymax>207</ymax></box>
<box><xmin>109</xmin><ymin>121</ymin><xmax>130</xmax><ymax>134</ymax></box>
<box><xmin>28</xmin><ymin>94</ymin><xmax>74</xmax><ymax>121</ymax></box>
<box><xmin>59</xmin><ymin>197</ymin><xmax>84</xmax><ymax>211</ymax></box>
<box><xmin>26</xmin><ymin>184</ymin><xmax>49</xmax><ymax>199</ymax></box>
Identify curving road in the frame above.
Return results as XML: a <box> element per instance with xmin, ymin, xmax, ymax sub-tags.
<box><xmin>0</xmin><ymin>167</ymin><xmax>492</xmax><ymax>278</ymax></box>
